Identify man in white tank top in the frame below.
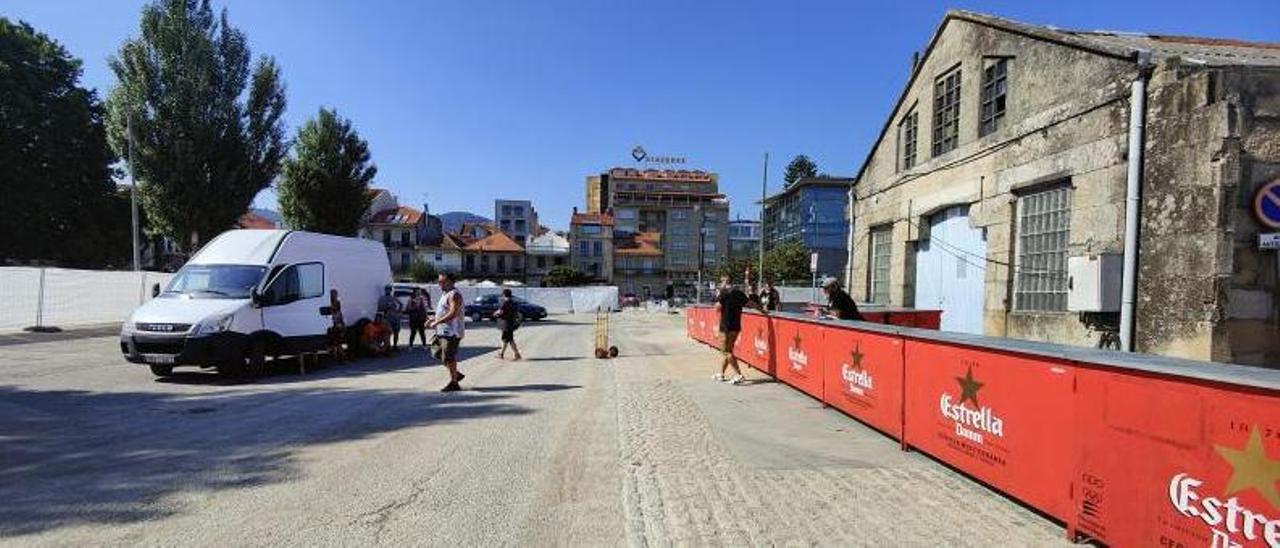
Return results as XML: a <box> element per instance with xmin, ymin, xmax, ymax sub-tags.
<box><xmin>428</xmin><ymin>272</ymin><xmax>466</xmax><ymax>391</ymax></box>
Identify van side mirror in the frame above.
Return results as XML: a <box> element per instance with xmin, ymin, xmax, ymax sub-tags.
<box><xmin>151</xmin><ymin>283</ymin><xmax>161</xmax><ymax>298</ymax></box>
<box><xmin>319</xmin><ymin>306</ymin><xmax>333</xmax><ymax>316</ymax></box>
<box><xmin>251</xmin><ymin>289</ymin><xmax>266</xmax><ymax>307</ymax></box>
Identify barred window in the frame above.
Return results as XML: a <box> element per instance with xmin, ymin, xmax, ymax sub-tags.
<box><xmin>869</xmin><ymin>225</ymin><xmax>893</xmax><ymax>304</ymax></box>
<box><xmin>1015</xmin><ymin>185</ymin><xmax>1072</xmax><ymax>311</ymax></box>
<box><xmin>898</xmin><ymin>109</ymin><xmax>918</xmax><ymax>170</ymax></box>
<box><xmin>932</xmin><ymin>68</ymin><xmax>961</xmax><ymax>156</ymax></box>
<box><xmin>980</xmin><ymin>58</ymin><xmax>1008</xmax><ymax>137</ymax></box>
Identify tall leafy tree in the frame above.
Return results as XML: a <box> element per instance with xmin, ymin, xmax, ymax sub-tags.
<box><xmin>277</xmin><ymin>108</ymin><xmax>376</xmax><ymax>235</ymax></box>
<box><xmin>105</xmin><ymin>0</ymin><xmax>287</xmax><ymax>253</ymax></box>
<box><xmin>783</xmin><ymin>154</ymin><xmax>818</xmax><ymax>188</ymax></box>
<box><xmin>0</xmin><ymin>18</ymin><xmax>129</xmax><ymax>267</ymax></box>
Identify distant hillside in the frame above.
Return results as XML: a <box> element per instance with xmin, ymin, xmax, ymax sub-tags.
<box><xmin>438</xmin><ymin>211</ymin><xmax>491</xmax><ymax>233</ymax></box>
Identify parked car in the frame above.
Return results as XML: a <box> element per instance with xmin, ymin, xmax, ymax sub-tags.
<box><xmin>464</xmin><ymin>294</ymin><xmax>547</xmax><ymax>322</ymax></box>
<box><xmin>619</xmin><ymin>293</ymin><xmax>640</xmax><ymax>308</ymax></box>
<box><xmin>120</xmin><ymin>229</ymin><xmax>391</xmax><ymax>377</ymax></box>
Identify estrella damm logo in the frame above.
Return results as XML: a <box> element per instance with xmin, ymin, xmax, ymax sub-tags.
<box><xmin>840</xmin><ymin>342</ymin><xmax>874</xmax><ymax>397</ymax></box>
<box><xmin>938</xmin><ymin>364</ymin><xmax>1005</xmax><ymax>444</ymax></box>
<box><xmin>1168</xmin><ymin>424</ymin><xmax>1280</xmax><ymax>546</ymax></box>
<box><xmin>787</xmin><ymin>332</ymin><xmax>808</xmax><ymax>372</ymax></box>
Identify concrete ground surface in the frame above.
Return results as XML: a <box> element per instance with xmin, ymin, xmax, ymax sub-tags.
<box><xmin>0</xmin><ymin>311</ymin><xmax>1069</xmax><ymax>547</ymax></box>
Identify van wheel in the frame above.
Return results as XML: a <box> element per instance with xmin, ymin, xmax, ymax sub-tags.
<box><xmin>471</xmin><ymin>312</ymin><xmax>484</xmax><ymax>322</ymax></box>
<box><xmin>149</xmin><ymin>364</ymin><xmax>174</xmax><ymax>377</ymax></box>
<box><xmin>243</xmin><ymin>338</ymin><xmax>269</xmax><ymax>376</ymax></box>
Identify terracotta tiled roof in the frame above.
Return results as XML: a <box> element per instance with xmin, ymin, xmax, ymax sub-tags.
<box><xmin>369</xmin><ymin>206</ymin><xmax>423</xmax><ymax>225</ymax></box>
<box><xmin>608</xmin><ymin>168</ymin><xmax>715</xmax><ymax>182</ymax></box>
<box><xmin>462</xmin><ymin>230</ymin><xmax>524</xmax><ymax>253</ymax></box>
<box><xmin>236</xmin><ymin>212</ymin><xmax>276</xmax><ymax>230</ymax></box>
<box><xmin>615</xmin><ymin>232</ymin><xmax>663</xmax><ymax>257</ymax></box>
<box><xmin>571</xmin><ymin>212</ymin><xmax>615</xmax><ymax>226</ymax></box>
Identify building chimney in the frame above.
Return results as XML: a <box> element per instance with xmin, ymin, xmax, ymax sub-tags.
<box><xmin>911</xmin><ymin>51</ymin><xmax>920</xmax><ymax>75</ymax></box>
<box><xmin>573</xmin><ymin>206</ymin><xmax>578</xmax><ymax>214</ymax></box>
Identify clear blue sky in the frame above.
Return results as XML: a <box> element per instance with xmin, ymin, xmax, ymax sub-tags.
<box><xmin>6</xmin><ymin>0</ymin><xmax>1277</xmax><ymax>229</ymax></box>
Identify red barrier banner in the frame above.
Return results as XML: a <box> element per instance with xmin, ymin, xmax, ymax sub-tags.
<box><xmin>734</xmin><ymin>312</ymin><xmax>774</xmax><ymax>375</ymax></box>
<box><xmin>772</xmin><ymin>318</ymin><xmax>824</xmax><ymax>399</ymax></box>
<box><xmin>1072</xmin><ymin>368</ymin><xmax>1280</xmax><ymax>547</ymax></box>
<box><xmin>821</xmin><ymin>327</ymin><xmax>905</xmax><ymax>438</ymax></box>
<box><xmin>902</xmin><ymin>339</ymin><xmax>1076</xmax><ymax>521</ymax></box>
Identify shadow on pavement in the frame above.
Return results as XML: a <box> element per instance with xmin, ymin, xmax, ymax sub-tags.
<box><xmin>468</xmin><ymin>383</ymin><xmax>582</xmax><ymax>393</ymax></box>
<box><xmin>154</xmin><ymin>346</ymin><xmax>501</xmax><ymax>386</ymax></box>
<box><xmin>0</xmin><ymin>384</ymin><xmax>530</xmax><ymax>538</ymax></box>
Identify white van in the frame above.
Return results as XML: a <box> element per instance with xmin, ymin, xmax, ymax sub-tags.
<box><xmin>120</xmin><ymin>229</ymin><xmax>392</xmax><ymax>376</ymax></box>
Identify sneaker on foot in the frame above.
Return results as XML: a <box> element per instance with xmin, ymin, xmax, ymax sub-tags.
<box><xmin>457</xmin><ymin>372</ymin><xmax>466</xmax><ymax>383</ymax></box>
<box><xmin>712</xmin><ymin>373</ymin><xmax>726</xmax><ymax>382</ymax></box>
<box><xmin>730</xmin><ymin>375</ymin><xmax>745</xmax><ymax>385</ymax></box>
<box><xmin>441</xmin><ymin>381</ymin><xmax>461</xmax><ymax>392</ymax></box>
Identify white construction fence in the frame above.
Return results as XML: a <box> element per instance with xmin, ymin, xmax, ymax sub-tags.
<box><xmin>406</xmin><ymin>284</ymin><xmax>619</xmax><ymax>315</ymax></box>
<box><xmin>0</xmin><ymin>267</ymin><xmax>175</xmax><ymax>332</ymax></box>
<box><xmin>0</xmin><ymin>267</ymin><xmax>619</xmax><ymax>332</ymax></box>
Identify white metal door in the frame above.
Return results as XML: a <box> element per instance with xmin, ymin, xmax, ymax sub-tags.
<box><xmin>914</xmin><ymin>205</ymin><xmax>986</xmax><ymax>334</ymax></box>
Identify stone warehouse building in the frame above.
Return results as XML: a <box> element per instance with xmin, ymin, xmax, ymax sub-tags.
<box><xmin>849</xmin><ymin>10</ymin><xmax>1280</xmax><ymax>365</ymax></box>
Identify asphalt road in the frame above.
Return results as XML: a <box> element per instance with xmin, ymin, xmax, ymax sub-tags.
<box><xmin>0</xmin><ymin>312</ymin><xmax>1068</xmax><ymax>546</ymax></box>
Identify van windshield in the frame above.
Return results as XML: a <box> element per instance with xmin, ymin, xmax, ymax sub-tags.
<box><xmin>164</xmin><ymin>264</ymin><xmax>266</xmax><ymax>299</ymax></box>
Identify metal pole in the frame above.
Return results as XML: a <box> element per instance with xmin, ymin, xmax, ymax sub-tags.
<box><xmin>128</xmin><ymin>114</ymin><xmax>141</xmax><ymax>271</ymax></box>
<box><xmin>696</xmin><ymin>210</ymin><xmax>704</xmax><ymax>304</ymax></box>
<box><xmin>845</xmin><ymin>183</ymin><xmax>855</xmax><ymax>289</ymax></box>
<box><xmin>35</xmin><ymin>267</ymin><xmax>46</xmax><ymax>329</ymax></box>
<box><xmin>759</xmin><ymin>153</ymin><xmax>768</xmax><ymax>287</ymax></box>
<box><xmin>1120</xmin><ymin>54</ymin><xmax>1150</xmax><ymax>352</ymax></box>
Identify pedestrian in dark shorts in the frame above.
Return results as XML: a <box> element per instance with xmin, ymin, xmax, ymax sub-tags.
<box><xmin>378</xmin><ymin>286</ymin><xmax>402</xmax><ymax>350</ymax></box>
<box><xmin>428</xmin><ymin>272</ymin><xmax>466</xmax><ymax>392</ymax></box>
<box><xmin>406</xmin><ymin>288</ymin><xmax>430</xmax><ymax>349</ymax></box>
<box><xmin>714</xmin><ymin>274</ymin><xmax>766</xmax><ymax>385</ymax></box>
<box><xmin>493</xmin><ymin>288</ymin><xmax>523</xmax><ymax>361</ymax></box>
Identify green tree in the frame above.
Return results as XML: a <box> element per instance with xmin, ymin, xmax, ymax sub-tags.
<box><xmin>278</xmin><ymin>108</ymin><xmax>376</xmax><ymax>235</ymax></box>
<box><xmin>763</xmin><ymin>240</ymin><xmax>811</xmax><ymax>283</ymax></box>
<box><xmin>0</xmin><ymin>19</ymin><xmax>130</xmax><ymax>267</ymax></box>
<box><xmin>783</xmin><ymin>154</ymin><xmax>818</xmax><ymax>188</ymax></box>
<box><xmin>403</xmin><ymin>261</ymin><xmax>438</xmax><ymax>283</ymax></box>
<box><xmin>105</xmin><ymin>0</ymin><xmax>287</xmax><ymax>253</ymax></box>
<box><xmin>544</xmin><ymin>265</ymin><xmax>591</xmax><ymax>287</ymax></box>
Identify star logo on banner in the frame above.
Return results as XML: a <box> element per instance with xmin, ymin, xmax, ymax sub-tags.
<box><xmin>1214</xmin><ymin>425</ymin><xmax>1280</xmax><ymax>508</ymax></box>
<box><xmin>849</xmin><ymin>342</ymin><xmax>865</xmax><ymax>371</ymax></box>
<box><xmin>955</xmin><ymin>365</ymin><xmax>983</xmax><ymax>407</ymax></box>
<box><xmin>792</xmin><ymin>332</ymin><xmax>804</xmax><ymax>350</ymax></box>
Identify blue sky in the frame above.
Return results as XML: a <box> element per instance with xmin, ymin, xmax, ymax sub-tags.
<box><xmin>6</xmin><ymin>0</ymin><xmax>1277</xmax><ymax>229</ymax></box>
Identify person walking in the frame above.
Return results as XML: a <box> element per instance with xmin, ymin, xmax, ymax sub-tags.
<box><xmin>428</xmin><ymin>272</ymin><xmax>466</xmax><ymax>392</ymax></box>
<box><xmin>377</xmin><ymin>286</ymin><xmax>403</xmax><ymax>350</ymax></box>
<box><xmin>405</xmin><ymin>288</ymin><xmax>431</xmax><ymax>349</ymax></box>
<box><xmin>714</xmin><ymin>274</ymin><xmax>765</xmax><ymax>385</ymax></box>
<box><xmin>493</xmin><ymin>288</ymin><xmax>523</xmax><ymax>361</ymax></box>
<box><xmin>760</xmin><ymin>279</ymin><xmax>782</xmax><ymax>312</ymax></box>
<box><xmin>326</xmin><ymin>289</ymin><xmax>347</xmax><ymax>363</ymax></box>
<box><xmin>821</xmin><ymin>278</ymin><xmax>864</xmax><ymax>321</ymax></box>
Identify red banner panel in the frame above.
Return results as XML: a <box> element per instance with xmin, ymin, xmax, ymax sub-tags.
<box><xmin>1072</xmin><ymin>368</ymin><xmax>1280</xmax><ymax>547</ymax></box>
<box><xmin>902</xmin><ymin>339</ymin><xmax>1076</xmax><ymax>521</ymax></box>
<box><xmin>820</xmin><ymin>326</ymin><xmax>905</xmax><ymax>438</ymax></box>
<box><xmin>733</xmin><ymin>312</ymin><xmax>774</xmax><ymax>375</ymax></box>
<box><xmin>772</xmin><ymin>318</ymin><xmax>825</xmax><ymax>399</ymax></box>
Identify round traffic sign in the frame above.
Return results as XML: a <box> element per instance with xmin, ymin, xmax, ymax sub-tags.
<box><xmin>1254</xmin><ymin>179</ymin><xmax>1280</xmax><ymax>230</ymax></box>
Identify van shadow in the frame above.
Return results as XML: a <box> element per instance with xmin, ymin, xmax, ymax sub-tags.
<box><xmin>0</xmin><ymin>384</ymin><xmax>530</xmax><ymax>537</ymax></box>
<box><xmin>155</xmin><ymin>346</ymin><xmax>502</xmax><ymax>386</ymax></box>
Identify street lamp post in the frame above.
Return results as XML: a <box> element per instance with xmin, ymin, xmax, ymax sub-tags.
<box><xmin>695</xmin><ymin>205</ymin><xmax>705</xmax><ymax>304</ymax></box>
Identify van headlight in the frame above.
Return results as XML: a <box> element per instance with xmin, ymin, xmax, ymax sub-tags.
<box><xmin>121</xmin><ymin>320</ymin><xmax>136</xmax><ymax>334</ymax></box>
<box><xmin>194</xmin><ymin>313</ymin><xmax>234</xmax><ymax>336</ymax></box>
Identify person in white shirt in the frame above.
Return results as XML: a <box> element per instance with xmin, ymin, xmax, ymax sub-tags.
<box><xmin>427</xmin><ymin>272</ymin><xmax>466</xmax><ymax>392</ymax></box>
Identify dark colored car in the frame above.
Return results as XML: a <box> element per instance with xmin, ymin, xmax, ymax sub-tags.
<box><xmin>464</xmin><ymin>294</ymin><xmax>547</xmax><ymax>322</ymax></box>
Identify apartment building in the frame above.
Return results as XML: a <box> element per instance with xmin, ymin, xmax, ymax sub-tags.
<box><xmin>494</xmin><ymin>199</ymin><xmax>538</xmax><ymax>246</ymax></box>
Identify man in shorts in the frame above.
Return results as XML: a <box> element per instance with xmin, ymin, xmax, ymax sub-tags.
<box><xmin>377</xmin><ymin>285</ymin><xmax>402</xmax><ymax>350</ymax></box>
<box><xmin>427</xmin><ymin>272</ymin><xmax>466</xmax><ymax>392</ymax></box>
<box><xmin>714</xmin><ymin>274</ymin><xmax>766</xmax><ymax>385</ymax></box>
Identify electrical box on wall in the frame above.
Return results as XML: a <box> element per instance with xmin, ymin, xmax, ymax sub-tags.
<box><xmin>1067</xmin><ymin>253</ymin><xmax>1122</xmax><ymax>312</ymax></box>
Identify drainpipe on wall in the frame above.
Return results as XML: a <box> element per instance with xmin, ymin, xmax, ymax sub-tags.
<box><xmin>846</xmin><ymin>183</ymin><xmax>856</xmax><ymax>289</ymax></box>
<box><xmin>1120</xmin><ymin>51</ymin><xmax>1154</xmax><ymax>352</ymax></box>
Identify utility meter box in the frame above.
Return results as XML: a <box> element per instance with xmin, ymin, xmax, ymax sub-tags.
<box><xmin>1067</xmin><ymin>253</ymin><xmax>1122</xmax><ymax>312</ymax></box>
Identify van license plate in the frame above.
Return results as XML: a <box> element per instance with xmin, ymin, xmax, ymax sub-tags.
<box><xmin>143</xmin><ymin>354</ymin><xmax>175</xmax><ymax>365</ymax></box>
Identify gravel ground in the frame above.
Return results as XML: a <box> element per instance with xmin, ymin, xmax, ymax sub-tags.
<box><xmin>0</xmin><ymin>311</ymin><xmax>1068</xmax><ymax>546</ymax></box>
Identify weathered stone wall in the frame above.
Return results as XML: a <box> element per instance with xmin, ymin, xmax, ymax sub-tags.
<box><xmin>853</xmin><ymin>17</ymin><xmax>1135</xmax><ymax>347</ymax></box>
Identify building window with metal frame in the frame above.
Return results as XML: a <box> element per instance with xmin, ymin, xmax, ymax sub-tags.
<box><xmin>1014</xmin><ymin>184</ymin><xmax>1072</xmax><ymax>312</ymax></box>
<box><xmin>869</xmin><ymin>224</ymin><xmax>893</xmax><ymax>304</ymax></box>
<box><xmin>898</xmin><ymin>109</ymin><xmax>918</xmax><ymax>170</ymax></box>
<box><xmin>932</xmin><ymin>67</ymin><xmax>962</xmax><ymax>157</ymax></box>
<box><xmin>980</xmin><ymin>58</ymin><xmax>1008</xmax><ymax>137</ymax></box>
